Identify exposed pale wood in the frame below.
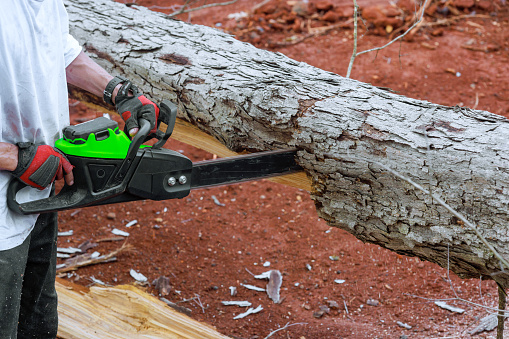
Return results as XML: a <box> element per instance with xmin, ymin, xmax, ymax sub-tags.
<box><xmin>56</xmin><ymin>279</ymin><xmax>229</xmax><ymax>339</ymax></box>
<box><xmin>66</xmin><ymin>0</ymin><xmax>509</xmax><ymax>287</ymax></box>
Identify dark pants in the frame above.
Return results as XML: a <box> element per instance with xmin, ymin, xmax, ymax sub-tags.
<box><xmin>0</xmin><ymin>212</ymin><xmax>59</xmax><ymax>339</ymax></box>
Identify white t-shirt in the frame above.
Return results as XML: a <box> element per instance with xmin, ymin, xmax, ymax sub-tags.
<box><xmin>0</xmin><ymin>0</ymin><xmax>82</xmax><ymax>250</ymax></box>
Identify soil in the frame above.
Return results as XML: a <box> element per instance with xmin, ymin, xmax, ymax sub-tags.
<box><xmin>60</xmin><ymin>0</ymin><xmax>509</xmax><ymax>338</ymax></box>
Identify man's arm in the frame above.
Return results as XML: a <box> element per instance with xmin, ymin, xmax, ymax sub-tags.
<box><xmin>66</xmin><ymin>51</ymin><xmax>118</xmax><ymax>103</ymax></box>
<box><xmin>0</xmin><ymin>142</ymin><xmax>74</xmax><ymax>187</ymax></box>
<box><xmin>0</xmin><ymin>143</ymin><xmax>19</xmax><ymax>172</ymax></box>
<box><xmin>66</xmin><ymin>51</ymin><xmax>145</xmax><ymax>136</ymax></box>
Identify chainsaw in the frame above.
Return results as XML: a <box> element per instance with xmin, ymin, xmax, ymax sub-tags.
<box><xmin>7</xmin><ymin>100</ymin><xmax>302</xmax><ymax>215</ymax></box>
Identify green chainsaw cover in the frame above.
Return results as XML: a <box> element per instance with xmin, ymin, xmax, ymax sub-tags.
<box><xmin>55</xmin><ymin>117</ymin><xmax>133</xmax><ymax>159</ymax></box>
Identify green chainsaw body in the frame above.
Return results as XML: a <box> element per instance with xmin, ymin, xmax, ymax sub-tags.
<box><xmin>7</xmin><ymin>100</ymin><xmax>301</xmax><ymax>215</ymax></box>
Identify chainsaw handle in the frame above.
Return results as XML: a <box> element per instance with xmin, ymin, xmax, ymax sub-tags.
<box><xmin>7</xmin><ymin>179</ymin><xmax>89</xmax><ymax>215</ymax></box>
<box><xmin>153</xmin><ymin>100</ymin><xmax>177</xmax><ymax>149</ymax></box>
<box><xmin>7</xmin><ymin>103</ymin><xmax>178</xmax><ymax>215</ymax></box>
<box><xmin>7</xmin><ymin>119</ymin><xmax>151</xmax><ymax>215</ymax></box>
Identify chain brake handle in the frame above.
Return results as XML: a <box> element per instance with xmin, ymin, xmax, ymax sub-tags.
<box><xmin>151</xmin><ymin>100</ymin><xmax>178</xmax><ymax>149</ymax></box>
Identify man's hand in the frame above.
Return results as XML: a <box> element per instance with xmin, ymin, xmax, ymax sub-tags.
<box><xmin>66</xmin><ymin>54</ymin><xmax>159</xmax><ymax>138</ymax></box>
<box><xmin>114</xmin><ymin>80</ymin><xmax>159</xmax><ymax>138</ymax></box>
<box><xmin>11</xmin><ymin>143</ymin><xmax>74</xmax><ymax>190</ymax></box>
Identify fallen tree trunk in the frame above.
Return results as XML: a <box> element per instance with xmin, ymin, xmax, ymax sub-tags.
<box><xmin>66</xmin><ymin>0</ymin><xmax>509</xmax><ymax>287</ymax></box>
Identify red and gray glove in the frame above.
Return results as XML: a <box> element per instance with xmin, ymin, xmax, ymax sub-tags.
<box><xmin>11</xmin><ymin>143</ymin><xmax>73</xmax><ymax>190</ymax></box>
<box><xmin>106</xmin><ymin>77</ymin><xmax>159</xmax><ymax>138</ymax></box>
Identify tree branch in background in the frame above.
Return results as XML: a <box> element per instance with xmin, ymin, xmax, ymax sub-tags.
<box><xmin>346</xmin><ymin>0</ymin><xmax>431</xmax><ymax>78</ymax></box>
<box><xmin>166</xmin><ymin>0</ymin><xmax>240</xmax><ymax>18</ymax></box>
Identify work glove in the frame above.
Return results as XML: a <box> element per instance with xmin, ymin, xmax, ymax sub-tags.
<box><xmin>11</xmin><ymin>143</ymin><xmax>74</xmax><ymax>190</ymax></box>
<box><xmin>114</xmin><ymin>80</ymin><xmax>160</xmax><ymax>138</ymax></box>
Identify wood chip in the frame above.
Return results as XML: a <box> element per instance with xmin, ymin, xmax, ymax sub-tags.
<box><xmin>221</xmin><ymin>301</ymin><xmax>252</xmax><ymax>307</ymax></box>
<box><xmin>421</xmin><ymin>42</ymin><xmax>437</xmax><ymax>50</ymax></box>
<box><xmin>397</xmin><ymin>321</ymin><xmax>412</xmax><ymax>329</ymax></box>
<box><xmin>152</xmin><ymin>276</ymin><xmax>171</xmax><ymax>296</ymax></box>
<box><xmin>96</xmin><ymin>236</ymin><xmax>125</xmax><ymax>243</ymax></box>
<box><xmin>57</xmin><ymin>242</ymin><xmax>131</xmax><ymax>273</ymax></box>
<box><xmin>70</xmin><ymin>209</ymin><xmax>81</xmax><ymax>217</ymax></box>
<box><xmin>229</xmin><ymin>286</ymin><xmax>237</xmax><ymax>296</ymax></box>
<box><xmin>112</xmin><ymin>229</ymin><xmax>129</xmax><ymax>237</ymax></box>
<box><xmin>57</xmin><ymin>247</ymin><xmax>82</xmax><ymax>254</ymax></box>
<box><xmin>233</xmin><ymin>305</ymin><xmax>263</xmax><ymax>319</ymax></box>
<box><xmin>58</xmin><ymin>230</ymin><xmax>73</xmax><ymax>237</ymax></box>
<box><xmin>130</xmin><ymin>269</ymin><xmax>148</xmax><ymax>283</ymax></box>
<box><xmin>366</xmin><ymin>298</ymin><xmax>379</xmax><ymax>306</ymax></box>
<box><xmin>240</xmin><ymin>283</ymin><xmax>266</xmax><ymax>292</ymax></box>
<box><xmin>211</xmin><ymin>195</ymin><xmax>225</xmax><ymax>206</ymax></box>
<box><xmin>469</xmin><ymin>313</ymin><xmax>498</xmax><ymax>335</ymax></box>
<box><xmin>434</xmin><ymin>301</ymin><xmax>465</xmax><ymax>313</ymax></box>
<box><xmin>125</xmin><ymin>220</ymin><xmax>138</xmax><ymax>228</ymax></box>
<box><xmin>90</xmin><ymin>276</ymin><xmax>109</xmax><ymax>286</ymax></box>
<box><xmin>77</xmin><ymin>240</ymin><xmax>98</xmax><ymax>252</ymax></box>
<box><xmin>254</xmin><ymin>271</ymin><xmax>272</xmax><ymax>279</ymax></box>
<box><xmin>461</xmin><ymin>44</ymin><xmax>500</xmax><ymax>53</ymax></box>
<box><xmin>266</xmin><ymin>270</ymin><xmax>283</xmax><ymax>304</ymax></box>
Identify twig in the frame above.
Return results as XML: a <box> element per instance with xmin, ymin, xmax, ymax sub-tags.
<box><xmin>245</xmin><ymin>268</ymin><xmax>256</xmax><ymax>276</ymax></box>
<box><xmin>358</xmin><ymin>0</ymin><xmax>430</xmax><ymax>57</ymax></box>
<box><xmin>167</xmin><ymin>0</ymin><xmax>239</xmax><ymax>18</ymax></box>
<box><xmin>345</xmin><ymin>0</ymin><xmax>358</xmax><ymax>78</ymax></box>
<box><xmin>498</xmin><ymin>286</ymin><xmax>506</xmax><ymax>339</ymax></box>
<box><xmin>160</xmin><ymin>297</ymin><xmax>193</xmax><ymax>316</ymax></box>
<box><xmin>264</xmin><ymin>322</ymin><xmax>307</xmax><ymax>339</ymax></box>
<box><xmin>194</xmin><ymin>293</ymin><xmax>206</xmax><ymax>313</ymax></box>
<box><xmin>270</xmin><ymin>20</ymin><xmax>351</xmax><ymax>47</ymax></box>
<box><xmin>405</xmin><ymin>293</ymin><xmax>503</xmax><ymax>314</ymax></box>
<box><xmin>346</xmin><ymin>0</ymin><xmax>431</xmax><ymax>77</ymax></box>
<box><xmin>252</xmin><ymin>0</ymin><xmax>271</xmax><ymax>12</ymax></box>
<box><xmin>96</xmin><ymin>236</ymin><xmax>126</xmax><ymax>242</ymax></box>
<box><xmin>479</xmin><ymin>275</ymin><xmax>487</xmax><ymax>307</ymax></box>
<box><xmin>421</xmin><ymin>14</ymin><xmax>491</xmax><ymax>27</ymax></box>
<box><xmin>473</xmin><ymin>92</ymin><xmax>479</xmax><ymax>110</ymax></box>
<box><xmin>57</xmin><ymin>242</ymin><xmax>132</xmax><ymax>273</ymax></box>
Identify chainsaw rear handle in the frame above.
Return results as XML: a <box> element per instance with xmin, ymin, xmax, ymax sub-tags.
<box><xmin>6</xmin><ymin>101</ymin><xmax>173</xmax><ymax>215</ymax></box>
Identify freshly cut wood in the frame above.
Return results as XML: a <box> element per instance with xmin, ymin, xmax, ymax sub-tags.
<box><xmin>66</xmin><ymin>0</ymin><xmax>509</xmax><ymax>287</ymax></box>
<box><xmin>56</xmin><ymin>279</ymin><xmax>229</xmax><ymax>339</ymax></box>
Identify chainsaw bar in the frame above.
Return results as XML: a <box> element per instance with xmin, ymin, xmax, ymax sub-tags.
<box><xmin>93</xmin><ymin>149</ymin><xmax>301</xmax><ymax>207</ymax></box>
<box><xmin>191</xmin><ymin>149</ymin><xmax>301</xmax><ymax>189</ymax></box>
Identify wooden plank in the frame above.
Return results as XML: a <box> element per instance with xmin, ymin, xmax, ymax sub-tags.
<box><xmin>56</xmin><ymin>280</ymin><xmax>229</xmax><ymax>339</ymax></box>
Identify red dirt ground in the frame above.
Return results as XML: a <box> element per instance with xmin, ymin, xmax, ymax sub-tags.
<box><xmin>60</xmin><ymin>0</ymin><xmax>509</xmax><ymax>338</ymax></box>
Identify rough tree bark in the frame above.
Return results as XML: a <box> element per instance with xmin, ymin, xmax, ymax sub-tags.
<box><xmin>66</xmin><ymin>0</ymin><xmax>509</xmax><ymax>286</ymax></box>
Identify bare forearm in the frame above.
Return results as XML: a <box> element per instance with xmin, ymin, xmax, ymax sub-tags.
<box><xmin>0</xmin><ymin>143</ymin><xmax>18</xmax><ymax>172</ymax></box>
<box><xmin>66</xmin><ymin>51</ymin><xmax>119</xmax><ymax>103</ymax></box>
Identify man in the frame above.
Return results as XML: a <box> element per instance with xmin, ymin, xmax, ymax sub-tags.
<box><xmin>0</xmin><ymin>0</ymin><xmax>158</xmax><ymax>337</ymax></box>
